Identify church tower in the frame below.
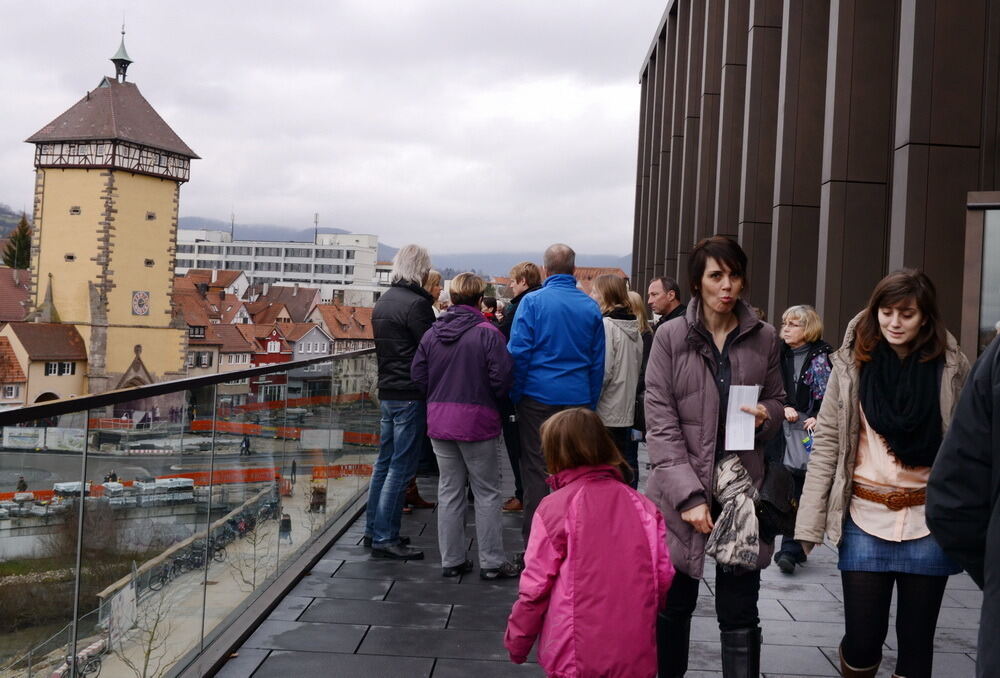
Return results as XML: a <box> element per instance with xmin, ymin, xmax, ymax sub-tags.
<box><xmin>24</xmin><ymin>31</ymin><xmax>198</xmax><ymax>393</ymax></box>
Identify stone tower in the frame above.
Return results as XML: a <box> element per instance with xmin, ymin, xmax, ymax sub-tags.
<box><xmin>24</xmin><ymin>33</ymin><xmax>198</xmax><ymax>393</ymax></box>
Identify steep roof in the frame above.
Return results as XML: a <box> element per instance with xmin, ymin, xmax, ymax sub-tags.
<box><xmin>5</xmin><ymin>323</ymin><xmax>87</xmax><ymax>360</ymax></box>
<box><xmin>212</xmin><ymin>324</ymin><xmax>256</xmax><ymax>353</ymax></box>
<box><xmin>236</xmin><ymin>323</ymin><xmax>292</xmax><ymax>353</ymax></box>
<box><xmin>250</xmin><ymin>284</ymin><xmax>320</xmax><ymax>322</ymax></box>
<box><xmin>183</xmin><ymin>269</ymin><xmax>244</xmax><ymax>290</ymax></box>
<box><xmin>277</xmin><ymin>322</ymin><xmax>328</xmax><ymax>343</ymax></box>
<box><xmin>0</xmin><ymin>337</ymin><xmax>26</xmax><ymax>383</ymax></box>
<box><xmin>247</xmin><ymin>301</ymin><xmax>290</xmax><ymax>325</ymax></box>
<box><xmin>26</xmin><ymin>77</ymin><xmax>198</xmax><ymax>158</ymax></box>
<box><xmin>0</xmin><ymin>267</ymin><xmax>31</xmax><ymax>322</ymax></box>
<box><xmin>313</xmin><ymin>304</ymin><xmax>374</xmax><ymax>340</ymax></box>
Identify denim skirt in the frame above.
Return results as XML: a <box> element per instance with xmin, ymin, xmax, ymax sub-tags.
<box><xmin>838</xmin><ymin>515</ymin><xmax>961</xmax><ymax>576</ymax></box>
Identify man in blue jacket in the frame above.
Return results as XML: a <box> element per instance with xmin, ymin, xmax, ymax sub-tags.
<box><xmin>508</xmin><ymin>243</ymin><xmax>605</xmax><ymax>545</ymax></box>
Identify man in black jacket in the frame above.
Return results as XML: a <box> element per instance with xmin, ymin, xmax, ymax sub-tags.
<box><xmin>497</xmin><ymin>262</ymin><xmax>542</xmax><ymax>513</ymax></box>
<box><xmin>365</xmin><ymin>244</ymin><xmax>436</xmax><ymax>560</ymax></box>
<box><xmin>927</xmin><ymin>336</ymin><xmax>1000</xmax><ymax>678</ymax></box>
<box><xmin>647</xmin><ymin>276</ymin><xmax>685</xmax><ymax>332</ymax></box>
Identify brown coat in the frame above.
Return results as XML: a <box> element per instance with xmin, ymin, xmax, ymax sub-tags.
<box><xmin>645</xmin><ymin>300</ymin><xmax>786</xmax><ymax>578</ymax></box>
<box><xmin>794</xmin><ymin>312</ymin><xmax>970</xmax><ymax>547</ymax></box>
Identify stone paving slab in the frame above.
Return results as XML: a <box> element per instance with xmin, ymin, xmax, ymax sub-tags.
<box><xmin>219</xmin><ymin>444</ymin><xmax>984</xmax><ymax>677</ymax></box>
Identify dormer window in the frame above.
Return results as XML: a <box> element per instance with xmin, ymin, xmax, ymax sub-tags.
<box><xmin>189</xmin><ymin>326</ymin><xmax>205</xmax><ymax>339</ymax></box>
<box><xmin>267</xmin><ymin>340</ymin><xmax>280</xmax><ymax>353</ymax></box>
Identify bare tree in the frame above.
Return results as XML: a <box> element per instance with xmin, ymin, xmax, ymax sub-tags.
<box><xmin>111</xmin><ymin>589</ymin><xmax>185</xmax><ymax>678</ymax></box>
<box><xmin>226</xmin><ymin>521</ymin><xmax>277</xmax><ymax>592</ymax></box>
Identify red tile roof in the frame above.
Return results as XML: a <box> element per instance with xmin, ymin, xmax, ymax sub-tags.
<box><xmin>250</xmin><ymin>285</ymin><xmax>320</xmax><ymax>322</ymax></box>
<box><xmin>26</xmin><ymin>78</ymin><xmax>198</xmax><ymax>158</ymax></box>
<box><xmin>277</xmin><ymin>322</ymin><xmax>325</xmax><ymax>342</ymax></box>
<box><xmin>313</xmin><ymin>305</ymin><xmax>374</xmax><ymax>340</ymax></box>
<box><xmin>0</xmin><ymin>337</ymin><xmax>26</xmax><ymax>383</ymax></box>
<box><xmin>0</xmin><ymin>267</ymin><xmax>30</xmax><ymax>323</ymax></box>
<box><xmin>183</xmin><ymin>269</ymin><xmax>244</xmax><ymax>290</ymax></box>
<box><xmin>212</xmin><ymin>324</ymin><xmax>256</xmax><ymax>353</ymax></box>
<box><xmin>5</xmin><ymin>323</ymin><xmax>87</xmax><ymax>360</ymax></box>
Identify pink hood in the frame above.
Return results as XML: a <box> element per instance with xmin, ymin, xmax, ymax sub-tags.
<box><xmin>505</xmin><ymin>465</ymin><xmax>674</xmax><ymax>677</ymax></box>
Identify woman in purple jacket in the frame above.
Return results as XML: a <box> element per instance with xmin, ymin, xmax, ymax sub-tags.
<box><xmin>412</xmin><ymin>273</ymin><xmax>522</xmax><ymax>580</ymax></box>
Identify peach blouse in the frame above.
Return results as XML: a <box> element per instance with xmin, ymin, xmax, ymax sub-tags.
<box><xmin>849</xmin><ymin>408</ymin><xmax>931</xmax><ymax>542</ymax></box>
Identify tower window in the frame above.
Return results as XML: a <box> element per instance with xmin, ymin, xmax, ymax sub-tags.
<box><xmin>144</xmin><ymin>259</ymin><xmax>155</xmax><ymax>267</ymax></box>
<box><xmin>146</xmin><ymin>211</ymin><xmax>156</xmax><ymax>221</ymax></box>
<box><xmin>69</xmin><ymin>206</ymin><xmax>81</xmax><ymax>215</ymax></box>
<box><xmin>64</xmin><ymin>254</ymin><xmax>76</xmax><ymax>262</ymax></box>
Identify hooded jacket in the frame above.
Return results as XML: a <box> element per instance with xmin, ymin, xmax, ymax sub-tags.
<box><xmin>926</xmin><ymin>336</ymin><xmax>1000</xmax><ymax>678</ymax></box>
<box><xmin>498</xmin><ymin>284</ymin><xmax>542</xmax><ymax>341</ymax></box>
<box><xmin>596</xmin><ymin>308</ymin><xmax>643</xmax><ymax>428</ymax></box>
<box><xmin>411</xmin><ymin>304</ymin><xmax>514</xmax><ymax>441</ymax></box>
<box><xmin>644</xmin><ymin>299</ymin><xmax>785</xmax><ymax>577</ymax></box>
<box><xmin>505</xmin><ymin>465</ymin><xmax>674</xmax><ymax>678</ymax></box>
<box><xmin>373</xmin><ymin>281</ymin><xmax>436</xmax><ymax>400</ymax></box>
<box><xmin>508</xmin><ymin>274</ymin><xmax>605</xmax><ymax>409</ymax></box>
<box><xmin>794</xmin><ymin>311</ymin><xmax>969</xmax><ymax>548</ymax></box>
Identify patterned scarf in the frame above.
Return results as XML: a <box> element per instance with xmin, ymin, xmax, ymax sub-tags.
<box><xmin>706</xmin><ymin>454</ymin><xmax>760</xmax><ymax>571</ymax></box>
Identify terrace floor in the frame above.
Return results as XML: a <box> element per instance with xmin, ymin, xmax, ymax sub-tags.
<box><xmin>216</xmin><ymin>447</ymin><xmax>983</xmax><ymax>677</ymax></box>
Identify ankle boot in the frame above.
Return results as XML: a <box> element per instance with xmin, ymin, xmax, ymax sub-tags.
<box><xmin>838</xmin><ymin>644</ymin><xmax>880</xmax><ymax>678</ymax></box>
<box><xmin>656</xmin><ymin>612</ymin><xmax>691</xmax><ymax>678</ymax></box>
<box><xmin>405</xmin><ymin>478</ymin><xmax>435</xmax><ymax>509</ymax></box>
<box><xmin>720</xmin><ymin>627</ymin><xmax>761</xmax><ymax>678</ymax></box>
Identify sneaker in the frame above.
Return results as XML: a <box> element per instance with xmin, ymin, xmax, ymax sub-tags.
<box><xmin>371</xmin><ymin>543</ymin><xmax>424</xmax><ymax>560</ymax></box>
<box><xmin>502</xmin><ymin>497</ymin><xmax>524</xmax><ymax>512</ymax></box>
<box><xmin>480</xmin><ymin>561</ymin><xmax>522</xmax><ymax>580</ymax></box>
<box><xmin>775</xmin><ymin>553</ymin><xmax>796</xmax><ymax>575</ymax></box>
<box><xmin>442</xmin><ymin>559</ymin><xmax>474</xmax><ymax>578</ymax></box>
<box><xmin>363</xmin><ymin>535</ymin><xmax>410</xmax><ymax>548</ymax></box>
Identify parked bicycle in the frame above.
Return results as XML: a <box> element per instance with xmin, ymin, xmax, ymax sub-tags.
<box><xmin>64</xmin><ymin>652</ymin><xmax>102</xmax><ymax>677</ymax></box>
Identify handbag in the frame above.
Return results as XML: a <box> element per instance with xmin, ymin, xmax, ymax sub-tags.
<box><xmin>755</xmin><ymin>457</ymin><xmax>798</xmax><ymax>544</ymax></box>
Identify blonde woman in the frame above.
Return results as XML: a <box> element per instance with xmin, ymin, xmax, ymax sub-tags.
<box><xmin>772</xmin><ymin>305</ymin><xmax>832</xmax><ymax>575</ymax></box>
<box><xmin>591</xmin><ymin>275</ymin><xmax>643</xmax><ymax>488</ymax></box>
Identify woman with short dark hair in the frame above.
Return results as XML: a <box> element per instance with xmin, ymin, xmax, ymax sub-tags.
<box><xmin>412</xmin><ymin>273</ymin><xmax>521</xmax><ymax>580</ymax></box>
<box><xmin>645</xmin><ymin>235</ymin><xmax>785</xmax><ymax>677</ymax></box>
<box><xmin>796</xmin><ymin>269</ymin><xmax>969</xmax><ymax>678</ymax></box>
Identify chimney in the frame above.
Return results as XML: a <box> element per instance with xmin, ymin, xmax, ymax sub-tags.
<box><xmin>263</xmin><ymin>283</ymin><xmax>269</xmax><ymax>295</ymax></box>
<box><xmin>218</xmin><ymin>289</ymin><xmax>225</xmax><ymax>301</ymax></box>
<box><xmin>196</xmin><ymin>283</ymin><xmax>208</xmax><ymax>297</ymax></box>
<box><xmin>293</xmin><ymin>283</ymin><xmax>299</xmax><ymax>297</ymax></box>
<box><xmin>211</xmin><ymin>269</ymin><xmax>218</xmax><ymax>284</ymax></box>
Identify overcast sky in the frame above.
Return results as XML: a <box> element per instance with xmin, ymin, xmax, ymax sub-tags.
<box><xmin>0</xmin><ymin>2</ymin><xmax>665</xmax><ymax>255</ymax></box>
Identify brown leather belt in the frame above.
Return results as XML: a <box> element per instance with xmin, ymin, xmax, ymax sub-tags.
<box><xmin>852</xmin><ymin>484</ymin><xmax>926</xmax><ymax>511</ymax></box>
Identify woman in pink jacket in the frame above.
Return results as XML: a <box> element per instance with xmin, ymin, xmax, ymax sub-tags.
<box><xmin>505</xmin><ymin>408</ymin><xmax>675</xmax><ymax>678</ymax></box>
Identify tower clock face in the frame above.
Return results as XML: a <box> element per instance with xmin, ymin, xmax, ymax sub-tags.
<box><xmin>132</xmin><ymin>291</ymin><xmax>150</xmax><ymax>316</ymax></box>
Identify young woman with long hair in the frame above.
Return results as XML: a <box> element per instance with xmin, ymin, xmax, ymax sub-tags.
<box><xmin>795</xmin><ymin>270</ymin><xmax>970</xmax><ymax>678</ymax></box>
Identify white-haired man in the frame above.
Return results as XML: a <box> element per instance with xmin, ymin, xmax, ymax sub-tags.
<box><xmin>366</xmin><ymin>244</ymin><xmax>436</xmax><ymax>559</ymax></box>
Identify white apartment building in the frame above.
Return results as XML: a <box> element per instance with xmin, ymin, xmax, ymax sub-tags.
<box><xmin>175</xmin><ymin>229</ymin><xmax>384</xmax><ymax>306</ymax></box>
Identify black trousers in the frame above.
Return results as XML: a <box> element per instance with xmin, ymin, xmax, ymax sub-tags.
<box><xmin>607</xmin><ymin>426</ymin><xmax>638</xmax><ymax>489</ymax></box>
<box><xmin>516</xmin><ymin>397</ymin><xmax>571</xmax><ymax>545</ymax></box>
<box><xmin>664</xmin><ymin>566</ymin><xmax>761</xmax><ymax>631</ymax></box>
<box><xmin>500</xmin><ymin>403</ymin><xmax>524</xmax><ymax>501</ymax></box>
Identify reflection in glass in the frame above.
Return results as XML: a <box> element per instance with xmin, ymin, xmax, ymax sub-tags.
<box><xmin>980</xmin><ymin>209</ymin><xmax>1000</xmax><ymax>355</ymax></box>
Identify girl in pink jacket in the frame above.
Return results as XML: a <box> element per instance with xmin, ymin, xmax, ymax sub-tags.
<box><xmin>505</xmin><ymin>408</ymin><xmax>675</xmax><ymax>678</ymax></box>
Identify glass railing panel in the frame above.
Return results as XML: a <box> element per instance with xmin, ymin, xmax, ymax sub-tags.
<box><xmin>197</xmin><ymin>370</ymin><xmax>284</xmax><ymax>644</ymax></box>
<box><xmin>0</xmin><ymin>412</ymin><xmax>86</xmax><ymax>678</ymax></box>
<box><xmin>83</xmin><ymin>385</ymin><xmax>213</xmax><ymax>678</ymax></box>
<box><xmin>328</xmin><ymin>353</ymin><xmax>379</xmax><ymax>515</ymax></box>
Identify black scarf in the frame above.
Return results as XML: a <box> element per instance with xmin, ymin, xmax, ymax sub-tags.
<box><xmin>859</xmin><ymin>340</ymin><xmax>943</xmax><ymax>468</ymax></box>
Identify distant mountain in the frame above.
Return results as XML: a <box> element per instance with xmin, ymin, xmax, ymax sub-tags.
<box><xmin>0</xmin><ymin>203</ymin><xmax>24</xmax><ymax>235</ymax></box>
<box><xmin>178</xmin><ymin>216</ymin><xmax>349</xmax><ymax>242</ymax></box>
<box><xmin>377</xmin><ymin>245</ymin><xmax>631</xmax><ymax>277</ymax></box>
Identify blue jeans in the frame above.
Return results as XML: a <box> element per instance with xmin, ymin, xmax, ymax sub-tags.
<box><xmin>365</xmin><ymin>400</ymin><xmax>426</xmax><ymax>546</ymax></box>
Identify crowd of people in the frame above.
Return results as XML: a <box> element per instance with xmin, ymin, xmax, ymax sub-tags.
<box><xmin>365</xmin><ymin>236</ymin><xmax>998</xmax><ymax>678</ymax></box>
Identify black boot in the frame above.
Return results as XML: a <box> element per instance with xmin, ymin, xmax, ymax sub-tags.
<box><xmin>656</xmin><ymin>612</ymin><xmax>691</xmax><ymax>678</ymax></box>
<box><xmin>720</xmin><ymin>627</ymin><xmax>761</xmax><ymax>678</ymax></box>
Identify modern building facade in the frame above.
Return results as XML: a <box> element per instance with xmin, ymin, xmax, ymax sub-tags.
<box><xmin>175</xmin><ymin>229</ymin><xmax>382</xmax><ymax>306</ymax></box>
<box><xmin>631</xmin><ymin>0</ymin><xmax>1000</xmax><ymax>352</ymax></box>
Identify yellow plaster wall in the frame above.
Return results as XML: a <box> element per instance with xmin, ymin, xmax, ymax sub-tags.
<box><xmin>32</xmin><ymin>169</ymin><xmax>106</xmax><ymax>325</ymax></box>
<box><xmin>105</xmin><ymin>326</ymin><xmax>186</xmax><ymax>378</ymax></box>
<box><xmin>25</xmin><ymin>361</ymin><xmax>86</xmax><ymax>403</ymax></box>
<box><xmin>105</xmin><ymin>173</ymin><xmax>179</xmax><ymax>328</ymax></box>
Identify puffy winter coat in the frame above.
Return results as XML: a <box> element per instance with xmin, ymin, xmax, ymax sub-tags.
<box><xmin>505</xmin><ymin>465</ymin><xmax>674</xmax><ymax>678</ymax></box>
<box><xmin>795</xmin><ymin>311</ymin><xmax>969</xmax><ymax>548</ymax></box>
<box><xmin>596</xmin><ymin>309</ymin><xmax>643</xmax><ymax>428</ymax></box>
<box><xmin>372</xmin><ymin>281</ymin><xmax>436</xmax><ymax>400</ymax></box>
<box><xmin>508</xmin><ymin>274</ymin><xmax>605</xmax><ymax>409</ymax></box>
<box><xmin>927</xmin><ymin>336</ymin><xmax>1000</xmax><ymax>678</ymax></box>
<box><xmin>411</xmin><ymin>305</ymin><xmax>513</xmax><ymax>441</ymax></box>
<box><xmin>644</xmin><ymin>299</ymin><xmax>785</xmax><ymax>577</ymax></box>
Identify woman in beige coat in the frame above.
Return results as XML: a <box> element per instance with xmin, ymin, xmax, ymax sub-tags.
<box><xmin>795</xmin><ymin>270</ymin><xmax>969</xmax><ymax>678</ymax></box>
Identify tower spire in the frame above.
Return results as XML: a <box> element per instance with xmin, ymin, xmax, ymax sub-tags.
<box><xmin>111</xmin><ymin>24</ymin><xmax>133</xmax><ymax>82</ymax></box>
